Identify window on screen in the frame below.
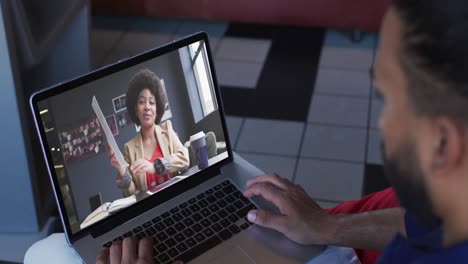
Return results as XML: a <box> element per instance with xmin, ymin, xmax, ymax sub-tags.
<box><xmin>179</xmin><ymin>40</ymin><xmax>218</xmax><ymax>123</ymax></box>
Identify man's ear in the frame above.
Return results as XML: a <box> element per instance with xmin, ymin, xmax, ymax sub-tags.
<box><xmin>431</xmin><ymin>117</ymin><xmax>465</xmax><ymax>174</ymax></box>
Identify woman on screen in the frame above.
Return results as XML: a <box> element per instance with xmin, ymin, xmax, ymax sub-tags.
<box><xmin>109</xmin><ymin>69</ymin><xmax>189</xmax><ymax>196</ymax></box>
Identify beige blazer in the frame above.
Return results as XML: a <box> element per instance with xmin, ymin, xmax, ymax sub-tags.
<box><xmin>117</xmin><ymin>120</ymin><xmax>189</xmax><ymax>196</ymax></box>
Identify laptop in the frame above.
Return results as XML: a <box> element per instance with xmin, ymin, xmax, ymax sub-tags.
<box><xmin>30</xmin><ymin>32</ymin><xmax>323</xmax><ymax>263</ymax></box>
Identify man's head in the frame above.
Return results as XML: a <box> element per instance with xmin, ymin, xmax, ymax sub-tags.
<box><xmin>374</xmin><ymin>0</ymin><xmax>468</xmax><ymax>226</ymax></box>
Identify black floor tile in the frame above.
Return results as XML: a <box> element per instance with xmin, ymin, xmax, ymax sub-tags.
<box><xmin>221</xmin><ymin>23</ymin><xmax>325</xmax><ymax>122</ymax></box>
<box><xmin>224</xmin><ymin>23</ymin><xmax>278</xmax><ymax>39</ymax></box>
<box><xmin>363</xmin><ymin>163</ymin><xmax>391</xmax><ymax>196</ymax></box>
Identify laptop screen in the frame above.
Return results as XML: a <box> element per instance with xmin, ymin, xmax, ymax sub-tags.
<box><xmin>34</xmin><ymin>35</ymin><xmax>230</xmax><ymax>234</ymax></box>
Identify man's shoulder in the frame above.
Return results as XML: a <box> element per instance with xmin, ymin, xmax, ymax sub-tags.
<box><xmin>371</xmin><ymin>236</ymin><xmax>468</xmax><ymax>264</ymax></box>
<box><xmin>379</xmin><ymin>218</ymin><xmax>468</xmax><ymax>264</ymax></box>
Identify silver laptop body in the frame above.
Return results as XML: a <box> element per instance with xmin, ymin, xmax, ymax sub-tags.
<box><xmin>30</xmin><ymin>32</ymin><xmax>323</xmax><ymax>263</ymax></box>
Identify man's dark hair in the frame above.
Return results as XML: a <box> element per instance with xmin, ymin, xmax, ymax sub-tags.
<box><xmin>126</xmin><ymin>69</ymin><xmax>167</xmax><ymax>126</ymax></box>
<box><xmin>393</xmin><ymin>0</ymin><xmax>468</xmax><ymax>120</ymax></box>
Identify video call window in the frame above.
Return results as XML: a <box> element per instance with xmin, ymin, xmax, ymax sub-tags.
<box><xmin>37</xmin><ymin>40</ymin><xmax>228</xmax><ymax>233</ymax></box>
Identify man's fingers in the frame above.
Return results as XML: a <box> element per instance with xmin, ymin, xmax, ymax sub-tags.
<box><xmin>246</xmin><ymin>174</ymin><xmax>290</xmax><ymax>190</ymax></box>
<box><xmin>138</xmin><ymin>237</ymin><xmax>153</xmax><ymax>262</ymax></box>
<box><xmin>122</xmin><ymin>237</ymin><xmax>137</xmax><ymax>263</ymax></box>
<box><xmin>109</xmin><ymin>240</ymin><xmax>122</xmax><ymax>264</ymax></box>
<box><xmin>96</xmin><ymin>248</ymin><xmax>109</xmax><ymax>264</ymax></box>
<box><xmin>243</xmin><ymin>182</ymin><xmax>288</xmax><ymax>212</ymax></box>
<box><xmin>247</xmin><ymin>209</ymin><xmax>287</xmax><ymax>233</ymax></box>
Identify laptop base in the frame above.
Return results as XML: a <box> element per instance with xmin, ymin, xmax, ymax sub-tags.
<box><xmin>73</xmin><ymin>153</ymin><xmax>324</xmax><ymax>263</ymax></box>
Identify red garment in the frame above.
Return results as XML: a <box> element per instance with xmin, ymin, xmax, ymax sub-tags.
<box><xmin>145</xmin><ymin>144</ymin><xmax>172</xmax><ymax>189</ymax></box>
<box><xmin>325</xmin><ymin>187</ymin><xmax>399</xmax><ymax>264</ymax></box>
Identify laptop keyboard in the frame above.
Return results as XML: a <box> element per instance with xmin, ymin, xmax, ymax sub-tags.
<box><xmin>103</xmin><ymin>180</ymin><xmax>257</xmax><ymax>264</ymax></box>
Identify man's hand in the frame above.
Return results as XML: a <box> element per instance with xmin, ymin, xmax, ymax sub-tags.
<box><xmin>243</xmin><ymin>174</ymin><xmax>337</xmax><ymax>245</ymax></box>
<box><xmin>96</xmin><ymin>237</ymin><xmax>183</xmax><ymax>264</ymax></box>
<box><xmin>96</xmin><ymin>237</ymin><xmax>153</xmax><ymax>264</ymax></box>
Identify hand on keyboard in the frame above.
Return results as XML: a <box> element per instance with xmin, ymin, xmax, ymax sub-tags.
<box><xmin>243</xmin><ymin>174</ymin><xmax>336</xmax><ymax>246</ymax></box>
<box><xmin>98</xmin><ymin>180</ymin><xmax>249</xmax><ymax>263</ymax></box>
<box><xmin>96</xmin><ymin>236</ymin><xmax>183</xmax><ymax>264</ymax></box>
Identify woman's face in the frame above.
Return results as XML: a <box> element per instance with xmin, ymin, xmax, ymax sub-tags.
<box><xmin>136</xmin><ymin>88</ymin><xmax>157</xmax><ymax>128</ymax></box>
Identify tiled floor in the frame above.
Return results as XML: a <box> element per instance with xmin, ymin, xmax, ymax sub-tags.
<box><xmin>236</xmin><ymin>118</ymin><xmax>304</xmax><ymax>156</ymax></box>
<box><xmin>91</xmin><ymin>16</ymin><xmax>388</xmax><ymax>209</ymax></box>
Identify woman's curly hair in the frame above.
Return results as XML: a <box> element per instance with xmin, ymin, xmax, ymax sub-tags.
<box><xmin>126</xmin><ymin>69</ymin><xmax>167</xmax><ymax>126</ymax></box>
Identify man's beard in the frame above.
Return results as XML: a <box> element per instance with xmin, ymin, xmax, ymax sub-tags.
<box><xmin>381</xmin><ymin>141</ymin><xmax>441</xmax><ymax>226</ymax></box>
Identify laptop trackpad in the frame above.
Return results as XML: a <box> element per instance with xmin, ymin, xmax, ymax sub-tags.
<box><xmin>207</xmin><ymin>246</ymin><xmax>254</xmax><ymax>264</ymax></box>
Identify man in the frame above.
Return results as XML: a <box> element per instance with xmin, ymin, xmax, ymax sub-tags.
<box><xmin>244</xmin><ymin>0</ymin><xmax>468</xmax><ymax>262</ymax></box>
<box><xmin>100</xmin><ymin>0</ymin><xmax>468</xmax><ymax>262</ymax></box>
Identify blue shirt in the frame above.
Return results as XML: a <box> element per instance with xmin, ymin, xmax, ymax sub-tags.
<box><xmin>377</xmin><ymin>214</ymin><xmax>468</xmax><ymax>263</ymax></box>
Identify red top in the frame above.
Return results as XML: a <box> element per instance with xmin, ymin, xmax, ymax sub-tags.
<box><xmin>325</xmin><ymin>187</ymin><xmax>399</xmax><ymax>264</ymax></box>
<box><xmin>145</xmin><ymin>144</ymin><xmax>172</xmax><ymax>189</ymax></box>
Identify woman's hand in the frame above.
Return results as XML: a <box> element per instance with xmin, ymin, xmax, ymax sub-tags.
<box><xmin>108</xmin><ymin>147</ymin><xmax>126</xmax><ymax>175</ymax></box>
<box><xmin>131</xmin><ymin>159</ymin><xmax>156</xmax><ymax>176</ymax></box>
<box><xmin>109</xmin><ymin>149</ymin><xmax>120</xmax><ymax>169</ymax></box>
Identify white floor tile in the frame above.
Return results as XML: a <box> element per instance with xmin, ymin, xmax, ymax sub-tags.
<box><xmin>238</xmin><ymin>152</ymin><xmax>297</xmax><ymax>180</ymax></box>
<box><xmin>295</xmin><ymin>158</ymin><xmax>364</xmax><ymax>201</ymax></box>
<box><xmin>237</xmin><ymin>118</ymin><xmax>304</xmax><ymax>156</ymax></box>
<box><xmin>319</xmin><ymin>47</ymin><xmax>374</xmax><ymax>71</ymax></box>
<box><xmin>367</xmin><ymin>129</ymin><xmax>383</xmax><ymax>165</ymax></box>
<box><xmin>308</xmin><ymin>95</ymin><xmax>369</xmax><ymax>127</ymax></box>
<box><xmin>225</xmin><ymin>116</ymin><xmax>243</xmax><ymax>147</ymax></box>
<box><xmin>314</xmin><ymin>68</ymin><xmax>371</xmax><ymax>97</ymax></box>
<box><xmin>216</xmin><ymin>37</ymin><xmax>272</xmax><ymax>63</ymax></box>
<box><xmin>301</xmin><ymin>124</ymin><xmax>367</xmax><ymax>162</ymax></box>
<box><xmin>216</xmin><ymin>60</ymin><xmax>263</xmax><ymax>89</ymax></box>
